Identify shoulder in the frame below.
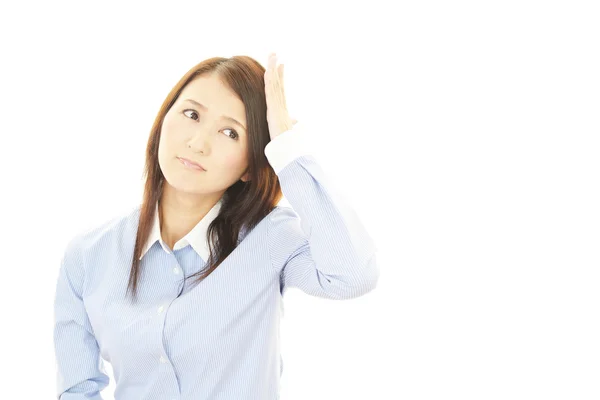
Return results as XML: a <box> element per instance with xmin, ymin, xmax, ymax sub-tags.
<box><xmin>267</xmin><ymin>205</ymin><xmax>304</xmax><ymax>236</ymax></box>
<box><xmin>266</xmin><ymin>205</ymin><xmax>308</xmax><ymax>268</ymax></box>
<box><xmin>268</xmin><ymin>204</ymin><xmax>299</xmax><ymax>224</ymax></box>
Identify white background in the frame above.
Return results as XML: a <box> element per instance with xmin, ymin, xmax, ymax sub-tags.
<box><xmin>0</xmin><ymin>0</ymin><xmax>598</xmax><ymax>399</ymax></box>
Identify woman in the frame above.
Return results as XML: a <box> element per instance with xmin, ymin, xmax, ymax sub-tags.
<box><xmin>53</xmin><ymin>53</ymin><xmax>379</xmax><ymax>399</ymax></box>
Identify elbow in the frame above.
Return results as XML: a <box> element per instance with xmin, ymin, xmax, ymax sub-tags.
<box><xmin>347</xmin><ymin>253</ymin><xmax>380</xmax><ymax>298</ymax></box>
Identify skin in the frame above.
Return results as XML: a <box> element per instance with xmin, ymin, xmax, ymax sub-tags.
<box><xmin>157</xmin><ymin>72</ymin><xmax>250</xmax><ymax>250</ymax></box>
<box><xmin>158</xmin><ymin>53</ymin><xmax>293</xmax><ymax>250</ymax></box>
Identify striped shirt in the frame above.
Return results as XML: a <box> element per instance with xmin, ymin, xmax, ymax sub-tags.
<box><xmin>53</xmin><ymin>122</ymin><xmax>380</xmax><ymax>399</ymax></box>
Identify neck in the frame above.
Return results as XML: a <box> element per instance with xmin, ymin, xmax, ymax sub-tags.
<box><xmin>158</xmin><ymin>184</ymin><xmax>223</xmax><ymax>250</ymax></box>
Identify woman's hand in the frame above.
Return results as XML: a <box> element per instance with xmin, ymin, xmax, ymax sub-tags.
<box><xmin>264</xmin><ymin>52</ymin><xmax>297</xmax><ymax>140</ymax></box>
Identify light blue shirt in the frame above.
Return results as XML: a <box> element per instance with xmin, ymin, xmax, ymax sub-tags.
<box><xmin>53</xmin><ymin>122</ymin><xmax>380</xmax><ymax>399</ymax></box>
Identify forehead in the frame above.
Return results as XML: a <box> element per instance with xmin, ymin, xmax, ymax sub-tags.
<box><xmin>178</xmin><ymin>74</ymin><xmax>246</xmax><ymax>122</ymax></box>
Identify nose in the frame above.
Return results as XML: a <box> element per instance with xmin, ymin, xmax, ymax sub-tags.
<box><xmin>187</xmin><ymin>125</ymin><xmax>213</xmax><ymax>154</ymax></box>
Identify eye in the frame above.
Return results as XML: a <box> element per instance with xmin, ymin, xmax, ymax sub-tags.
<box><xmin>183</xmin><ymin>109</ymin><xmax>239</xmax><ymax>140</ymax></box>
<box><xmin>183</xmin><ymin>109</ymin><xmax>199</xmax><ymax>120</ymax></box>
<box><xmin>223</xmin><ymin>128</ymin><xmax>239</xmax><ymax>140</ymax></box>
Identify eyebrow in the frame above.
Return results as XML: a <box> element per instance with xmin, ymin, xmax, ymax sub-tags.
<box><xmin>183</xmin><ymin>98</ymin><xmax>246</xmax><ymax>131</ymax></box>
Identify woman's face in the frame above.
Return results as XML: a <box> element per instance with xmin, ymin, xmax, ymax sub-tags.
<box><xmin>158</xmin><ymin>73</ymin><xmax>250</xmax><ymax>197</ymax></box>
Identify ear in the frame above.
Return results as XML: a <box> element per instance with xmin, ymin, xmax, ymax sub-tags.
<box><xmin>240</xmin><ymin>171</ymin><xmax>250</xmax><ymax>182</ymax></box>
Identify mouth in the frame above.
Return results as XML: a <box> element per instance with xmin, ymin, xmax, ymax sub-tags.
<box><xmin>177</xmin><ymin>157</ymin><xmax>206</xmax><ymax>171</ymax></box>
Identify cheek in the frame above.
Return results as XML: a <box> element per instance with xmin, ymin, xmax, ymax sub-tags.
<box><xmin>161</xmin><ymin>114</ymin><xmax>178</xmax><ymax>140</ymax></box>
<box><xmin>158</xmin><ymin>126</ymin><xmax>176</xmax><ymax>165</ymax></box>
<box><xmin>158</xmin><ymin>115</ymin><xmax>182</xmax><ymax>151</ymax></box>
<box><xmin>220</xmin><ymin>148</ymin><xmax>248</xmax><ymax>171</ymax></box>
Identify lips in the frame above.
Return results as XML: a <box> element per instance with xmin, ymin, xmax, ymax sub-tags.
<box><xmin>178</xmin><ymin>157</ymin><xmax>206</xmax><ymax>171</ymax></box>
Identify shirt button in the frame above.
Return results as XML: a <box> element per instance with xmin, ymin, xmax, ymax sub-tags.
<box><xmin>157</xmin><ymin>305</ymin><xmax>164</xmax><ymax>314</ymax></box>
<box><xmin>159</xmin><ymin>355</ymin><xmax>168</xmax><ymax>363</ymax></box>
<box><xmin>173</xmin><ymin>266</ymin><xmax>180</xmax><ymax>274</ymax></box>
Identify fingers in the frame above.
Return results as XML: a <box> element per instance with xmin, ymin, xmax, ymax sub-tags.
<box><xmin>265</xmin><ymin>53</ymin><xmax>287</xmax><ymax>109</ymax></box>
<box><xmin>265</xmin><ymin>53</ymin><xmax>277</xmax><ymax>83</ymax></box>
<box><xmin>278</xmin><ymin>63</ymin><xmax>285</xmax><ymax>98</ymax></box>
<box><xmin>268</xmin><ymin>52</ymin><xmax>277</xmax><ymax>70</ymax></box>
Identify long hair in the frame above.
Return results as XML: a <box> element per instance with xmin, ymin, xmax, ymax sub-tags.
<box><xmin>126</xmin><ymin>56</ymin><xmax>283</xmax><ymax>303</ymax></box>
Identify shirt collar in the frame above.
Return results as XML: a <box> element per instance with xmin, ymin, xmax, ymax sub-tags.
<box><xmin>139</xmin><ymin>198</ymin><xmax>223</xmax><ymax>261</ymax></box>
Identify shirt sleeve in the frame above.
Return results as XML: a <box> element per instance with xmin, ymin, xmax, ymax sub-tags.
<box><xmin>265</xmin><ymin>122</ymin><xmax>379</xmax><ymax>300</ymax></box>
<box><xmin>53</xmin><ymin>235</ymin><xmax>109</xmax><ymax>399</ymax></box>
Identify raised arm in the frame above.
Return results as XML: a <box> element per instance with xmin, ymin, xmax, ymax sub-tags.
<box><xmin>265</xmin><ymin>123</ymin><xmax>379</xmax><ymax>299</ymax></box>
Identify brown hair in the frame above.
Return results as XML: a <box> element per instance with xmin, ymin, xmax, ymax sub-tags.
<box><xmin>126</xmin><ymin>56</ymin><xmax>283</xmax><ymax>303</ymax></box>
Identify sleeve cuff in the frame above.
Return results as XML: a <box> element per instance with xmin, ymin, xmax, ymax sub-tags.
<box><xmin>264</xmin><ymin>121</ymin><xmax>314</xmax><ymax>174</ymax></box>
